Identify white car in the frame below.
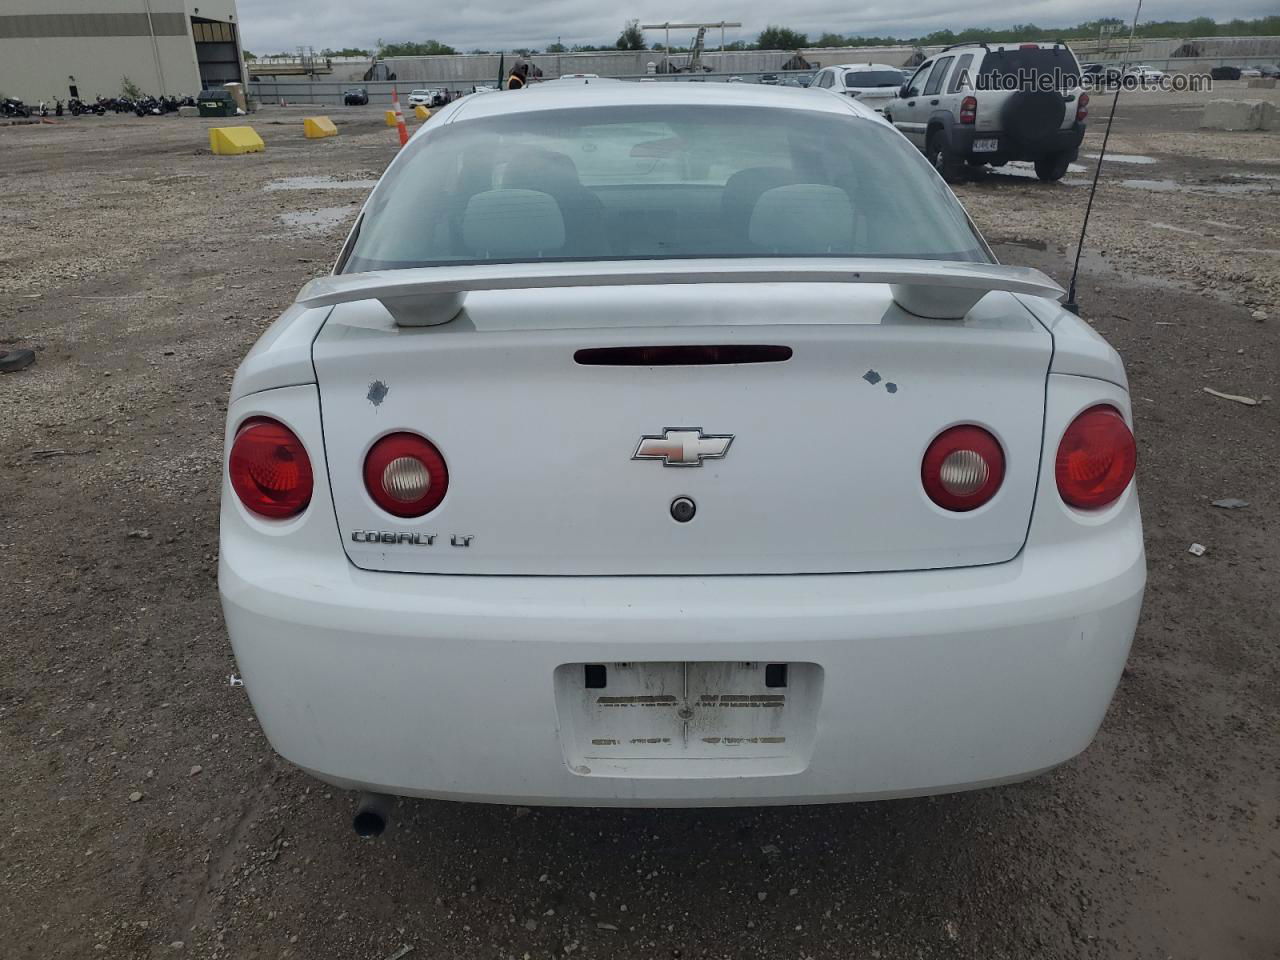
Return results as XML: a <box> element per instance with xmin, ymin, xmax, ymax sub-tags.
<box><xmin>220</xmin><ymin>82</ymin><xmax>1144</xmax><ymax>829</ymax></box>
<box><xmin>1124</xmin><ymin>64</ymin><xmax>1165</xmax><ymax>82</ymax></box>
<box><xmin>887</xmin><ymin>41</ymin><xmax>1088</xmax><ymax>183</ymax></box>
<box><xmin>406</xmin><ymin>88</ymin><xmax>442</xmax><ymax>107</ymax></box>
<box><xmin>810</xmin><ymin>62</ymin><xmax>905</xmax><ymax>111</ymax></box>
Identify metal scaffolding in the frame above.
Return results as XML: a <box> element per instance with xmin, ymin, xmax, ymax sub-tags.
<box><xmin>640</xmin><ymin>21</ymin><xmax>743</xmax><ymax>72</ymax></box>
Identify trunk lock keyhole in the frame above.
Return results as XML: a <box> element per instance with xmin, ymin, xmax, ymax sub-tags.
<box><xmin>670</xmin><ymin>497</ymin><xmax>696</xmax><ymax>523</ymax></box>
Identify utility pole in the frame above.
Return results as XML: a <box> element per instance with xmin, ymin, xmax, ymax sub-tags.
<box><xmin>142</xmin><ymin>0</ymin><xmax>168</xmax><ymax>94</ymax></box>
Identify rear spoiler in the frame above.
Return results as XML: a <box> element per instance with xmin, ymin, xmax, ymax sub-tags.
<box><xmin>296</xmin><ymin>259</ymin><xmax>1064</xmax><ymax>326</ymax></box>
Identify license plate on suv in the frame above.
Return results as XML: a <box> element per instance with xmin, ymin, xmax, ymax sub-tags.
<box><xmin>554</xmin><ymin>661</ymin><xmax>824</xmax><ymax>777</ymax></box>
<box><xmin>973</xmin><ymin>138</ymin><xmax>999</xmax><ymax>152</ymax></box>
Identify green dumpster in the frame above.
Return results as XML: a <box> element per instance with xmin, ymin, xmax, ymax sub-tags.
<box><xmin>197</xmin><ymin>90</ymin><xmax>235</xmax><ymax>118</ymax></box>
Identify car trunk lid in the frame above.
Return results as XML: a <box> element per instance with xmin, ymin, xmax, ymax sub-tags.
<box><xmin>311</xmin><ymin>277</ymin><xmax>1053</xmax><ymax>576</ymax></box>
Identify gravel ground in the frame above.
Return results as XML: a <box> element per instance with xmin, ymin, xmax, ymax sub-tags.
<box><xmin>1</xmin><ymin>91</ymin><xmax>1277</xmax><ymax>960</ymax></box>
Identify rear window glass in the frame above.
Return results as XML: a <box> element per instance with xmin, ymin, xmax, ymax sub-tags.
<box><xmin>344</xmin><ymin>105</ymin><xmax>989</xmax><ymax>272</ymax></box>
<box><xmin>978</xmin><ymin>48</ymin><xmax>1080</xmax><ymax>88</ymax></box>
<box><xmin>844</xmin><ymin>70</ymin><xmax>903</xmax><ymax>88</ymax></box>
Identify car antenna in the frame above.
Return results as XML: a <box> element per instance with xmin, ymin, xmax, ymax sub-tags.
<box><xmin>1064</xmin><ymin>0</ymin><xmax>1144</xmax><ymax>316</ymax></box>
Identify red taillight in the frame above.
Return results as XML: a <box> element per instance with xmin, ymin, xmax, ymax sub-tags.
<box><xmin>228</xmin><ymin>418</ymin><xmax>313</xmax><ymax>519</ymax></box>
<box><xmin>1055</xmin><ymin>406</ymin><xmax>1136</xmax><ymax>509</ymax></box>
<box><xmin>1075</xmin><ymin>92</ymin><xmax>1089</xmax><ymax>123</ymax></box>
<box><xmin>1019</xmin><ymin>43</ymin><xmax>1039</xmax><ymax>50</ymax></box>
<box><xmin>363</xmin><ymin>432</ymin><xmax>449</xmax><ymax>517</ymax></box>
<box><xmin>959</xmin><ymin>96</ymin><xmax>977</xmax><ymax>124</ymax></box>
<box><xmin>921</xmin><ymin>425</ymin><xmax>1005</xmax><ymax>512</ymax></box>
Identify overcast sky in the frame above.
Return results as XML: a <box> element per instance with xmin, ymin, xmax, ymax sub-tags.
<box><xmin>236</xmin><ymin>2</ymin><xmax>1275</xmax><ymax>55</ymax></box>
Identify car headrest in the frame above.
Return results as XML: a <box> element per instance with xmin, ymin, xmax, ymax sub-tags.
<box><xmin>461</xmin><ymin>189</ymin><xmax>565</xmax><ymax>258</ymax></box>
<box><xmin>504</xmin><ymin>149</ymin><xmax>583</xmax><ymax>192</ymax></box>
<box><xmin>748</xmin><ymin>184</ymin><xmax>854</xmax><ymax>254</ymax></box>
<box><xmin>721</xmin><ymin>166</ymin><xmax>797</xmax><ymax>233</ymax></box>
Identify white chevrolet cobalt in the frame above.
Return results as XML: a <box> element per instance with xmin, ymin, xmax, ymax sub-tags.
<box><xmin>219</xmin><ymin>82</ymin><xmax>1144</xmax><ymax>829</ymax></box>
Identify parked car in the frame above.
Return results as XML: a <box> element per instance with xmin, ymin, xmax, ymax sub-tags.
<box><xmin>343</xmin><ymin>87</ymin><xmax>369</xmax><ymax>106</ymax></box>
<box><xmin>1210</xmin><ymin>66</ymin><xmax>1242</xmax><ymax>81</ymax></box>
<box><xmin>1254</xmin><ymin>64</ymin><xmax>1280</xmax><ymax>78</ymax></box>
<box><xmin>886</xmin><ymin>41</ymin><xmax>1087</xmax><ymax>182</ymax></box>
<box><xmin>810</xmin><ymin>63</ymin><xmax>905</xmax><ymax>112</ymax></box>
<box><xmin>1123</xmin><ymin>64</ymin><xmax>1165</xmax><ymax>82</ymax></box>
<box><xmin>407</xmin><ymin>88</ymin><xmax>448</xmax><ymax>107</ymax></box>
<box><xmin>220</xmin><ymin>82</ymin><xmax>1143</xmax><ymax>826</ymax></box>
<box><xmin>1081</xmin><ymin>62</ymin><xmax>1123</xmax><ymax>87</ymax></box>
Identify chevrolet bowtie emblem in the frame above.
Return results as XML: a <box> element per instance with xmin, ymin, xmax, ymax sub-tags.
<box><xmin>633</xmin><ymin>428</ymin><xmax>734</xmax><ymax>467</ymax></box>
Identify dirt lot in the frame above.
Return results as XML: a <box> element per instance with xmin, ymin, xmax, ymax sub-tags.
<box><xmin>1</xmin><ymin>87</ymin><xmax>1277</xmax><ymax>960</ymax></box>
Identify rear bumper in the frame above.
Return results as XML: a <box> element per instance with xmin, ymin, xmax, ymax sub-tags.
<box><xmin>951</xmin><ymin>123</ymin><xmax>1085</xmax><ymax>161</ymax></box>
<box><xmin>220</xmin><ymin>514</ymin><xmax>1145</xmax><ymax>807</ymax></box>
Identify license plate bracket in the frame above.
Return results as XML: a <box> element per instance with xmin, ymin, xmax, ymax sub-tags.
<box><xmin>554</xmin><ymin>661</ymin><xmax>823</xmax><ymax>777</ymax></box>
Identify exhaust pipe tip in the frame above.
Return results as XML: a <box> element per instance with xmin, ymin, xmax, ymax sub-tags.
<box><xmin>352</xmin><ymin>791</ymin><xmax>393</xmax><ymax>838</ymax></box>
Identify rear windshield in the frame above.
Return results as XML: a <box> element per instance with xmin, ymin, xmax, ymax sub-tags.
<box><xmin>344</xmin><ymin>105</ymin><xmax>989</xmax><ymax>272</ymax></box>
<box><xmin>978</xmin><ymin>48</ymin><xmax>1080</xmax><ymax>89</ymax></box>
<box><xmin>844</xmin><ymin>70</ymin><xmax>902</xmax><ymax>88</ymax></box>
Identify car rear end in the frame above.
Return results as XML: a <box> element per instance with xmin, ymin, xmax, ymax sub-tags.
<box><xmin>219</xmin><ymin>87</ymin><xmax>1143</xmax><ymax>806</ymax></box>
<box><xmin>966</xmin><ymin>43</ymin><xmax>1088</xmax><ymax>168</ymax></box>
<box><xmin>841</xmin><ymin>66</ymin><xmax>903</xmax><ymax>113</ymax></box>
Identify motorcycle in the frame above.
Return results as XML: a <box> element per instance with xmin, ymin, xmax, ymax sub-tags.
<box><xmin>133</xmin><ymin>95</ymin><xmax>165</xmax><ymax>116</ymax></box>
<box><xmin>69</xmin><ymin>97</ymin><xmax>106</xmax><ymax>116</ymax></box>
<box><xmin>2</xmin><ymin>97</ymin><xmax>32</xmax><ymax>119</ymax></box>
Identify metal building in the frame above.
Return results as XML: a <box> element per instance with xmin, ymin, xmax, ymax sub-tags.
<box><xmin>0</xmin><ymin>0</ymin><xmax>244</xmax><ymax>103</ymax></box>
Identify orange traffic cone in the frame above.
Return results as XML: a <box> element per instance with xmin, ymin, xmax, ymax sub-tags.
<box><xmin>390</xmin><ymin>86</ymin><xmax>409</xmax><ymax>147</ymax></box>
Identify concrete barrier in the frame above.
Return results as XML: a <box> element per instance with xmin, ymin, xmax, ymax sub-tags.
<box><xmin>304</xmin><ymin>116</ymin><xmax>338</xmax><ymax>138</ymax></box>
<box><xmin>1247</xmin><ymin>77</ymin><xmax>1277</xmax><ymax>89</ymax></box>
<box><xmin>1261</xmin><ymin>102</ymin><xmax>1278</xmax><ymax>131</ymax></box>
<box><xmin>209</xmin><ymin>126</ymin><xmax>265</xmax><ymax>155</ymax></box>
<box><xmin>177</xmin><ymin>105</ymin><xmax>200</xmax><ymax>117</ymax></box>
<box><xmin>1200</xmin><ymin>99</ymin><xmax>1271</xmax><ymax>131</ymax></box>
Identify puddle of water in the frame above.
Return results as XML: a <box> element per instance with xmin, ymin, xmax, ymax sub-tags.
<box><xmin>1122</xmin><ymin>178</ymin><xmax>1179</xmax><ymax>192</ymax></box>
<box><xmin>278</xmin><ymin>205</ymin><xmax>357</xmax><ymax>230</ymax></box>
<box><xmin>994</xmin><ymin>161</ymin><xmax>1089</xmax><ymax>180</ymax></box>
<box><xmin>1082</xmin><ymin>152</ymin><xmax>1157</xmax><ymax>165</ymax></box>
<box><xmin>265</xmin><ymin>176</ymin><xmax>378</xmax><ymax>192</ymax></box>
<box><xmin>1120</xmin><ymin>178</ymin><xmax>1275</xmax><ymax>195</ymax></box>
<box><xmin>1149</xmin><ymin>221</ymin><xmax>1200</xmax><ymax>236</ymax></box>
<box><xmin>1197</xmin><ymin>181</ymin><xmax>1278</xmax><ymax>194</ymax></box>
<box><xmin>993</xmin><ymin>237</ymin><xmax>1049</xmax><ymax>251</ymax></box>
